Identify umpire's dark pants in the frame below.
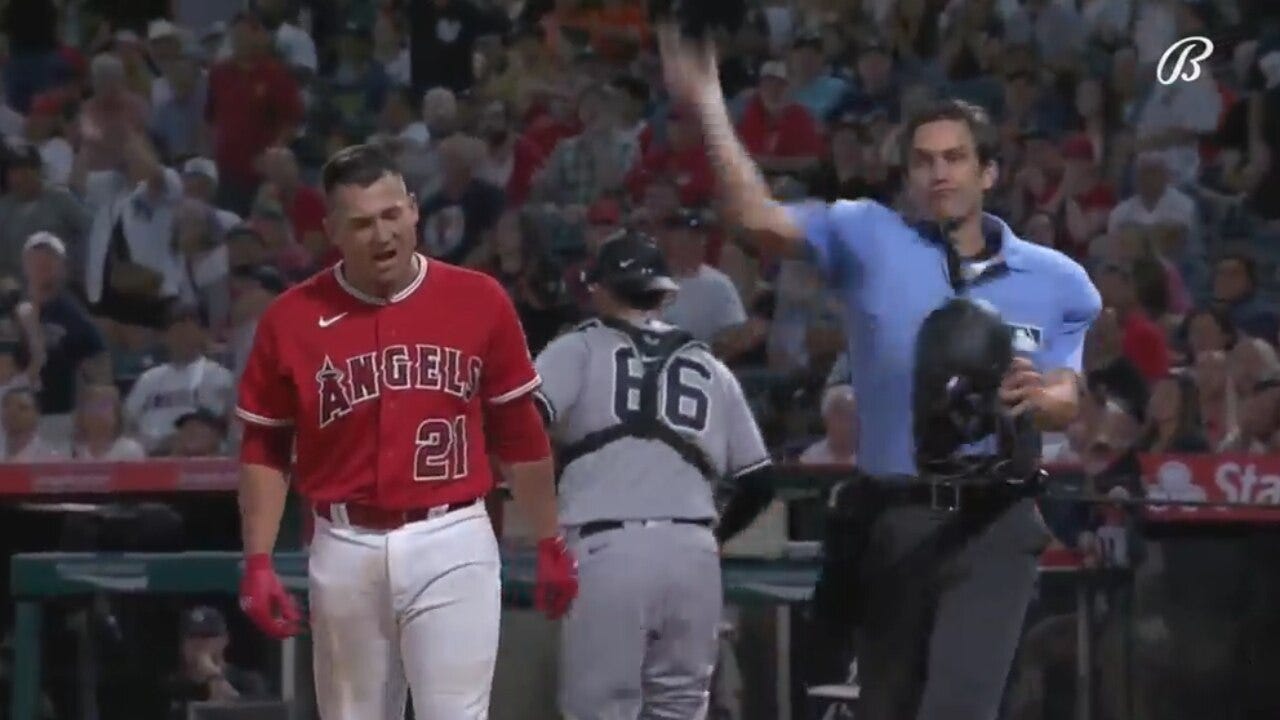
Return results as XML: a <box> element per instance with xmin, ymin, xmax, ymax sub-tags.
<box><xmin>857</xmin><ymin>498</ymin><xmax>1051</xmax><ymax>720</ymax></box>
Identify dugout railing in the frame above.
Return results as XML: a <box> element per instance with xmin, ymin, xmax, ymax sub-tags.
<box><xmin>5</xmin><ymin>457</ymin><xmax>1280</xmax><ymax>720</ymax></box>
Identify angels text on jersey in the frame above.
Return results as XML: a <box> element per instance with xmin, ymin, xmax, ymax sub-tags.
<box><xmin>316</xmin><ymin>343</ymin><xmax>483</xmax><ymax>428</ymax></box>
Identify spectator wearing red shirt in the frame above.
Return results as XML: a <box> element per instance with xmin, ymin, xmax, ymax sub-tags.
<box><xmin>736</xmin><ymin>60</ymin><xmax>825</xmax><ymax>177</ymax></box>
<box><xmin>256</xmin><ymin>146</ymin><xmax>327</xmax><ymax>261</ymax></box>
<box><xmin>521</xmin><ymin>93</ymin><xmax>582</xmax><ymax>160</ymax></box>
<box><xmin>205</xmin><ymin>11</ymin><xmax>303</xmax><ymax>215</ymax></box>
<box><xmin>1096</xmin><ymin>261</ymin><xmax>1170</xmax><ymax>382</ymax></box>
<box><xmin>625</xmin><ymin>108</ymin><xmax>714</xmax><ymax>207</ymax></box>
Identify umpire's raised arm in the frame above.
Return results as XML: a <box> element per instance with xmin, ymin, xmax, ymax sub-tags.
<box><xmin>658</xmin><ymin>26</ymin><xmax>806</xmax><ymax>258</ymax></box>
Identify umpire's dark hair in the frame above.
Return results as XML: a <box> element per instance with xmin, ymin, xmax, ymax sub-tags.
<box><xmin>320</xmin><ymin>144</ymin><xmax>402</xmax><ymax>196</ymax></box>
<box><xmin>899</xmin><ymin>98</ymin><xmax>1000</xmax><ymax>168</ymax></box>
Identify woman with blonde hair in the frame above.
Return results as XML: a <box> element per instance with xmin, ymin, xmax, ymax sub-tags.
<box><xmin>1193</xmin><ymin>350</ymin><xmax>1242</xmax><ymax>451</ymax></box>
<box><xmin>71</xmin><ymin>383</ymin><xmax>146</xmax><ymax>460</ymax></box>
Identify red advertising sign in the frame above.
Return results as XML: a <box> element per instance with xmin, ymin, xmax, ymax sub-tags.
<box><xmin>0</xmin><ymin>459</ymin><xmax>238</xmax><ymax>495</ymax></box>
<box><xmin>1140</xmin><ymin>454</ymin><xmax>1280</xmax><ymax>523</ymax></box>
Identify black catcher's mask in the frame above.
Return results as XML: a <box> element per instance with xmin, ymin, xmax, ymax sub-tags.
<box><xmin>912</xmin><ymin>298</ymin><xmax>1040</xmax><ymax>479</ymax></box>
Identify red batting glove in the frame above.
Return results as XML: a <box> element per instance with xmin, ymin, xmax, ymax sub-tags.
<box><xmin>239</xmin><ymin>554</ymin><xmax>303</xmax><ymax>639</ymax></box>
<box><xmin>534</xmin><ymin>536</ymin><xmax>579</xmax><ymax>620</ymax></box>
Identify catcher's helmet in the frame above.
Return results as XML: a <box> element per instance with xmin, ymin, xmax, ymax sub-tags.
<box><xmin>912</xmin><ymin>297</ymin><xmax>1015</xmax><ymax>465</ymax></box>
<box><xmin>584</xmin><ymin>230</ymin><xmax>678</xmax><ymax>304</ymax></box>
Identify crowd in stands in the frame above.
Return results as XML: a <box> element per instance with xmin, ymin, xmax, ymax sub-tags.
<box><xmin>0</xmin><ymin>0</ymin><xmax>1274</xmax><ymax>486</ymax></box>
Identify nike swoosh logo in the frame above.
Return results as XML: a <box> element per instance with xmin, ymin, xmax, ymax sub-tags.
<box><xmin>619</xmin><ymin>259</ymin><xmax>635</xmax><ymax>268</ymax></box>
<box><xmin>318</xmin><ymin>313</ymin><xmax>348</xmax><ymax>328</ymax></box>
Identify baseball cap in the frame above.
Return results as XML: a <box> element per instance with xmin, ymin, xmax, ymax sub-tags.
<box><xmin>181</xmin><ymin>157</ymin><xmax>219</xmax><ymax>186</ymax></box>
<box><xmin>760</xmin><ymin>60</ymin><xmax>788</xmax><ymax>81</ymax></box>
<box><xmin>200</xmin><ymin>21</ymin><xmax>227</xmax><ymax>43</ymax></box>
<box><xmin>587</xmin><ymin>232</ymin><xmax>679</xmax><ymax>294</ymax></box>
<box><xmin>175</xmin><ymin>407</ymin><xmax>228</xmax><ymax>434</ymax></box>
<box><xmin>147</xmin><ymin>19</ymin><xmax>180</xmax><ymax>42</ymax></box>
<box><xmin>24</xmin><ymin>232</ymin><xmax>66</xmax><ymax>258</ymax></box>
<box><xmin>180</xmin><ymin>605</ymin><xmax>228</xmax><ymax>638</ymax></box>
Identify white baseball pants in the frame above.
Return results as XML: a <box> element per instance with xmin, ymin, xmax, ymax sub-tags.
<box><xmin>308</xmin><ymin>502</ymin><xmax>501</xmax><ymax>719</ymax></box>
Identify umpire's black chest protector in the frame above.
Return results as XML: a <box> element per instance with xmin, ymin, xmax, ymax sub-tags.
<box><xmin>912</xmin><ymin>297</ymin><xmax>1041</xmax><ymax>481</ymax></box>
<box><xmin>557</xmin><ymin>318</ymin><xmax>716</xmax><ymax>478</ymax></box>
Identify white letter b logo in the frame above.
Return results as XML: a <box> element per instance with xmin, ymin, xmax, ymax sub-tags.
<box><xmin>1157</xmin><ymin>36</ymin><xmax>1215</xmax><ymax>85</ymax></box>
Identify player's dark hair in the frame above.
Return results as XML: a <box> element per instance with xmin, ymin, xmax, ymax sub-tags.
<box><xmin>900</xmin><ymin>98</ymin><xmax>999</xmax><ymax>168</ymax></box>
<box><xmin>320</xmin><ymin>144</ymin><xmax>402</xmax><ymax>196</ymax></box>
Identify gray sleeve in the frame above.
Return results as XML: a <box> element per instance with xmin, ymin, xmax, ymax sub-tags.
<box><xmin>718</xmin><ymin>360</ymin><xmax>770</xmax><ymax>478</ymax></box>
<box><xmin>718</xmin><ymin>274</ymin><xmax>747</xmax><ymax>327</ymax></box>
<box><xmin>532</xmin><ymin>332</ymin><xmax>588</xmax><ymax>431</ymax></box>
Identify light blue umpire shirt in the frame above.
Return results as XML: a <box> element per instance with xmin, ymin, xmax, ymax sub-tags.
<box><xmin>787</xmin><ymin>199</ymin><xmax>1102</xmax><ymax>477</ymax></box>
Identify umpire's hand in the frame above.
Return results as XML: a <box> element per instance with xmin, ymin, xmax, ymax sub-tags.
<box><xmin>239</xmin><ymin>554</ymin><xmax>304</xmax><ymax>639</ymax></box>
<box><xmin>534</xmin><ymin>536</ymin><xmax>579</xmax><ymax>620</ymax></box>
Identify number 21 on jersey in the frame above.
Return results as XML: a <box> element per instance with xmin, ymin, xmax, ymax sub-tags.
<box><xmin>611</xmin><ymin>347</ymin><xmax>711</xmax><ymax>432</ymax></box>
<box><xmin>414</xmin><ymin>416</ymin><xmax>468</xmax><ymax>482</ymax></box>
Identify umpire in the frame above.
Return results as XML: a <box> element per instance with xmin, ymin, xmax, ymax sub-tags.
<box><xmin>659</xmin><ymin>29</ymin><xmax>1102</xmax><ymax>720</ymax></box>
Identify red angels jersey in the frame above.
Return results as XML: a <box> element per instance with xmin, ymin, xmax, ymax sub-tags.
<box><xmin>235</xmin><ymin>254</ymin><xmax>540</xmax><ymax>510</ymax></box>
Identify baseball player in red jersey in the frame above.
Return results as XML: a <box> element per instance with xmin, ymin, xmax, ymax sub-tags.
<box><xmin>235</xmin><ymin>144</ymin><xmax>578</xmax><ymax>719</ymax></box>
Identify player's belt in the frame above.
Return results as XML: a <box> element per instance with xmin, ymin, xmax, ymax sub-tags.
<box><xmin>575</xmin><ymin>517</ymin><xmax>714</xmax><ymax>539</ymax></box>
<box><xmin>314</xmin><ymin>498</ymin><xmax>481</xmax><ymax>530</ymax></box>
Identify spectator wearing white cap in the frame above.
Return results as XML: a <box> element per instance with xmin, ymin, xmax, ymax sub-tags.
<box><xmin>22</xmin><ymin>232</ymin><xmax>110</xmax><ymax>442</ymax></box>
<box><xmin>180</xmin><ymin>157</ymin><xmax>242</xmax><ymax>231</ymax></box>
<box><xmin>147</xmin><ymin>20</ymin><xmax>188</xmax><ymax>104</ymax></box>
<box><xmin>736</xmin><ymin>59</ymin><xmax>825</xmax><ymax>176</ymax></box>
<box><xmin>0</xmin><ymin>144</ymin><xmax>92</xmax><ymax>281</ymax></box>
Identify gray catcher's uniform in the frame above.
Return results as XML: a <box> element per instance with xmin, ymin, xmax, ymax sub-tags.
<box><xmin>535</xmin><ymin>312</ymin><xmax>769</xmax><ymax>719</ymax></box>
